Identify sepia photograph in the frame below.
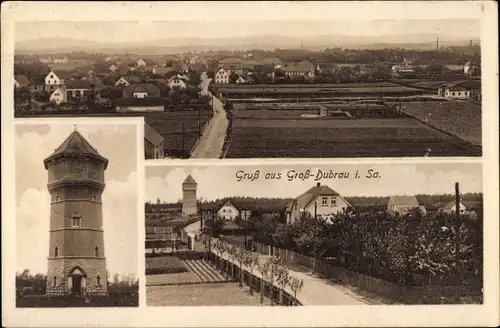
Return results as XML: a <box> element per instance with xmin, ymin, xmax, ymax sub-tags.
<box><xmin>14</xmin><ymin>121</ymin><xmax>140</xmax><ymax>307</ymax></box>
<box><xmin>13</xmin><ymin>19</ymin><xmax>482</xmax><ymax>159</ymax></box>
<box><xmin>144</xmin><ymin>163</ymin><xmax>483</xmax><ymax>306</ymax></box>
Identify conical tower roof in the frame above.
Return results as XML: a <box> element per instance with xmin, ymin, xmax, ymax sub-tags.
<box><xmin>44</xmin><ymin>130</ymin><xmax>108</xmax><ymax>169</ymax></box>
<box><xmin>183</xmin><ymin>174</ymin><xmax>197</xmax><ymax>184</ymax></box>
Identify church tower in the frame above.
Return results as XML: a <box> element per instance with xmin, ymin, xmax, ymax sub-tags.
<box><xmin>182</xmin><ymin>175</ymin><xmax>197</xmax><ymax>216</ymax></box>
<box><xmin>44</xmin><ymin>129</ymin><xmax>109</xmax><ymax>296</ymax></box>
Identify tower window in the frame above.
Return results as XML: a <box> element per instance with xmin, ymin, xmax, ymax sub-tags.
<box><xmin>92</xmin><ymin>195</ymin><xmax>96</xmax><ymax>201</ymax></box>
<box><xmin>54</xmin><ymin>247</ymin><xmax>59</xmax><ymax>257</ymax></box>
<box><xmin>56</xmin><ymin>195</ymin><xmax>60</xmax><ymax>201</ymax></box>
<box><xmin>97</xmin><ymin>275</ymin><xmax>101</xmax><ymax>286</ymax></box>
<box><xmin>53</xmin><ymin>276</ymin><xmax>57</xmax><ymax>286</ymax></box>
<box><xmin>71</xmin><ymin>213</ymin><xmax>82</xmax><ymax>228</ymax></box>
<box><xmin>95</xmin><ymin>246</ymin><xmax>99</xmax><ymax>257</ymax></box>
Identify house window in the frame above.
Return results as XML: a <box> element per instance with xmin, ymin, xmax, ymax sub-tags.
<box><xmin>331</xmin><ymin>198</ymin><xmax>337</xmax><ymax>206</ymax></box>
<box><xmin>95</xmin><ymin>246</ymin><xmax>99</xmax><ymax>257</ymax></box>
<box><xmin>452</xmin><ymin>92</ymin><xmax>455</xmax><ymax>96</ymax></box>
<box><xmin>54</xmin><ymin>247</ymin><xmax>59</xmax><ymax>257</ymax></box>
<box><xmin>50</xmin><ymin>75</ymin><xmax>54</xmax><ymax>79</ymax></box>
<box><xmin>322</xmin><ymin>197</ymin><xmax>328</xmax><ymax>207</ymax></box>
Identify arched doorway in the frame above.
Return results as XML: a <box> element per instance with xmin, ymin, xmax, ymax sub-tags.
<box><xmin>68</xmin><ymin>267</ymin><xmax>87</xmax><ymax>295</ymax></box>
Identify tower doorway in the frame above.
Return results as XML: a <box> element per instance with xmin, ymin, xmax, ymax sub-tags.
<box><xmin>69</xmin><ymin>267</ymin><xmax>86</xmax><ymax>295</ymax></box>
<box><xmin>72</xmin><ymin>276</ymin><xmax>82</xmax><ymax>295</ymax></box>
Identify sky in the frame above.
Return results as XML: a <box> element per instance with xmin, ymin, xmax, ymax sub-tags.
<box><xmin>15</xmin><ymin>123</ymin><xmax>139</xmax><ymax>278</ymax></box>
<box><xmin>146</xmin><ymin>163</ymin><xmax>483</xmax><ymax>203</ymax></box>
<box><xmin>14</xmin><ymin>20</ymin><xmax>480</xmax><ymax>43</ymax></box>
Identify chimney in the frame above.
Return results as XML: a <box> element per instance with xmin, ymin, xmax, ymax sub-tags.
<box><xmin>316</xmin><ymin>182</ymin><xmax>321</xmax><ymax>187</ymax></box>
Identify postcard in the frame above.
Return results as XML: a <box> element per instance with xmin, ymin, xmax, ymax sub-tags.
<box><xmin>1</xmin><ymin>1</ymin><xmax>498</xmax><ymax>327</ymax></box>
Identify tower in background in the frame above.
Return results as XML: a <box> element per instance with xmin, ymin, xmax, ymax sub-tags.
<box><xmin>182</xmin><ymin>175</ymin><xmax>197</xmax><ymax>216</ymax></box>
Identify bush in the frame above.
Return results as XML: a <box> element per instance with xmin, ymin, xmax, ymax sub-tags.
<box><xmin>145</xmin><ymin>256</ymin><xmax>188</xmax><ymax>275</ymax></box>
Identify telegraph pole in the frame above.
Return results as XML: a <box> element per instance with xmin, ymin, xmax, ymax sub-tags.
<box><xmin>455</xmin><ymin>182</ymin><xmax>461</xmax><ymax>303</ymax></box>
<box><xmin>198</xmin><ymin>106</ymin><xmax>201</xmax><ymax>137</ymax></box>
<box><xmin>182</xmin><ymin>123</ymin><xmax>186</xmax><ymax>158</ymax></box>
<box><xmin>243</xmin><ymin>207</ymin><xmax>248</xmax><ymax>250</ymax></box>
<box><xmin>313</xmin><ymin>201</ymin><xmax>317</xmax><ymax>273</ymax></box>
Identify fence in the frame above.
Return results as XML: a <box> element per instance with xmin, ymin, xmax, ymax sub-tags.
<box><xmin>200</xmin><ymin>246</ymin><xmax>301</xmax><ymax>306</ymax></box>
<box><xmin>252</xmin><ymin>242</ymin><xmax>482</xmax><ymax>304</ymax></box>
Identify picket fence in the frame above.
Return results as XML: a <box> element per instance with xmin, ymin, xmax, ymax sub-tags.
<box><xmin>252</xmin><ymin>242</ymin><xmax>482</xmax><ymax>304</ymax></box>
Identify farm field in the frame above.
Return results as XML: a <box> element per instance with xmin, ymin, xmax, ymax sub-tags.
<box><xmin>143</xmin><ymin>111</ymin><xmax>211</xmax><ymax>157</ymax></box>
<box><xmin>218</xmin><ymin>82</ymin><xmax>401</xmax><ymax>89</ymax></box>
<box><xmin>147</xmin><ymin>282</ymin><xmax>266</xmax><ymax>306</ymax></box>
<box><xmin>48</xmin><ymin>62</ymin><xmax>93</xmax><ymax>71</ymax></box>
<box><xmin>14</xmin><ymin>110</ymin><xmax>212</xmax><ymax>158</ymax></box>
<box><xmin>400</xmin><ymin>101</ymin><xmax>482</xmax><ymax>146</ymax></box>
<box><xmin>225</xmin><ymin>115</ymin><xmax>481</xmax><ymax>158</ymax></box>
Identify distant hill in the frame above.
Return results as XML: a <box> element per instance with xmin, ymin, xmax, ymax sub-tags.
<box><xmin>15</xmin><ymin>34</ymin><xmax>480</xmax><ymax>54</ymax></box>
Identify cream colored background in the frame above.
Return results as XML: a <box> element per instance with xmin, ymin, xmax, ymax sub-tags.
<box><xmin>2</xmin><ymin>1</ymin><xmax>498</xmax><ymax>327</ymax></box>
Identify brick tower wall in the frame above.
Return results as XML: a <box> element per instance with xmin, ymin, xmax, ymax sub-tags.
<box><xmin>182</xmin><ymin>183</ymin><xmax>197</xmax><ymax>215</ymax></box>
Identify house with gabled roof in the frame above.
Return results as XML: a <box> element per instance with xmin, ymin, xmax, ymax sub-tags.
<box><xmin>282</xmin><ymin>61</ymin><xmax>315</xmax><ymax>78</ymax></box>
<box><xmin>437</xmin><ymin>81</ymin><xmax>472</xmax><ymax>99</ymax></box>
<box><xmin>167</xmin><ymin>74</ymin><xmax>189</xmax><ymax>89</ymax></box>
<box><xmin>122</xmin><ymin>83</ymin><xmax>161</xmax><ymax>99</ymax></box>
<box><xmin>144</xmin><ymin>122</ymin><xmax>165</xmax><ymax>160</ymax></box>
<box><xmin>217</xmin><ymin>200</ymin><xmax>240</xmax><ymax>221</ymax></box>
<box><xmin>286</xmin><ymin>182</ymin><xmax>350</xmax><ymax>224</ymax></box>
<box><xmin>65</xmin><ymin>79</ymin><xmax>93</xmax><ymax>100</ymax></box>
<box><xmin>387</xmin><ymin>195</ymin><xmax>426</xmax><ymax>216</ymax></box>
<box><xmin>44</xmin><ymin>70</ymin><xmax>72</xmax><ymax>93</ymax></box>
<box><xmin>439</xmin><ymin>200</ymin><xmax>466</xmax><ymax>215</ymax></box>
<box><xmin>14</xmin><ymin>74</ymin><xmax>31</xmax><ymax>88</ymax></box>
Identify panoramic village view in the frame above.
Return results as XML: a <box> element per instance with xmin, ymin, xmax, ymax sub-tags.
<box><xmin>14</xmin><ymin>20</ymin><xmax>482</xmax><ymax>159</ymax></box>
<box><xmin>145</xmin><ymin>165</ymin><xmax>483</xmax><ymax>306</ymax></box>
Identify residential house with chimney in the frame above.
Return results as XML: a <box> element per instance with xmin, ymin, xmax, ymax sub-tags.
<box><xmin>387</xmin><ymin>195</ymin><xmax>426</xmax><ymax>216</ymax></box>
<box><xmin>144</xmin><ymin>122</ymin><xmax>165</xmax><ymax>159</ymax></box>
<box><xmin>285</xmin><ymin>182</ymin><xmax>350</xmax><ymax>224</ymax></box>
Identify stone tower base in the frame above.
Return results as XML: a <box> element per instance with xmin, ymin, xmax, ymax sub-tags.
<box><xmin>46</xmin><ymin>258</ymin><xmax>108</xmax><ymax>296</ymax></box>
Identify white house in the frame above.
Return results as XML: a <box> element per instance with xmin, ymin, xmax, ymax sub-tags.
<box><xmin>440</xmin><ymin>200</ymin><xmax>467</xmax><ymax>215</ymax></box>
<box><xmin>217</xmin><ymin>200</ymin><xmax>240</xmax><ymax>221</ymax></box>
<box><xmin>286</xmin><ymin>182</ymin><xmax>351</xmax><ymax>224</ymax></box>
<box><xmin>387</xmin><ymin>195</ymin><xmax>426</xmax><ymax>216</ymax></box>
<box><xmin>53</xmin><ymin>56</ymin><xmax>68</xmax><ymax>64</ymax></box>
<box><xmin>137</xmin><ymin>59</ymin><xmax>146</xmax><ymax>67</ymax></box>
<box><xmin>167</xmin><ymin>74</ymin><xmax>188</xmax><ymax>89</ymax></box>
<box><xmin>437</xmin><ymin>81</ymin><xmax>471</xmax><ymax>99</ymax></box>
<box><xmin>45</xmin><ymin>71</ymin><xmax>64</xmax><ymax>87</ymax></box>
<box><xmin>215</xmin><ymin>68</ymin><xmax>230</xmax><ymax>84</ymax></box>
<box><xmin>49</xmin><ymin>87</ymin><xmax>67</xmax><ymax>105</ymax></box>
<box><xmin>105</xmin><ymin>57</ymin><xmax>113</xmax><ymax>62</ymax></box>
<box><xmin>109</xmin><ymin>64</ymin><xmax>117</xmax><ymax>72</ymax></box>
<box><xmin>235</xmin><ymin>75</ymin><xmax>246</xmax><ymax>84</ymax></box>
<box><xmin>114</xmin><ymin>77</ymin><xmax>130</xmax><ymax>87</ymax></box>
